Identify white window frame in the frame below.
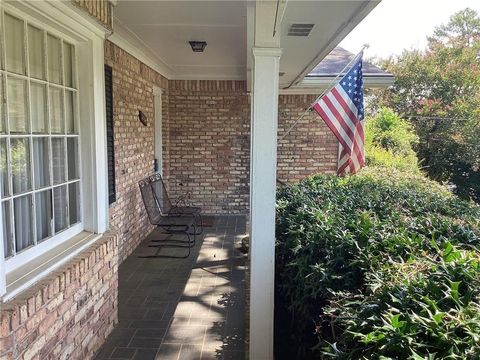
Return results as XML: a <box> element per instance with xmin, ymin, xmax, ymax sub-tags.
<box><xmin>0</xmin><ymin>1</ymin><xmax>109</xmax><ymax>299</ymax></box>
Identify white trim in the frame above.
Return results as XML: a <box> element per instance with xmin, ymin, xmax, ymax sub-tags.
<box><xmin>0</xmin><ymin>202</ymin><xmax>5</xmax><ymax>296</ymax></box>
<box><xmin>109</xmin><ymin>17</ymin><xmax>174</xmax><ymax>79</ymax></box>
<box><xmin>4</xmin><ymin>231</ymin><xmax>101</xmax><ymax>301</ymax></box>
<box><xmin>249</xmin><ymin>46</ymin><xmax>281</xmax><ymax>360</ymax></box>
<box><xmin>252</xmin><ymin>47</ymin><xmax>282</xmax><ymax>58</ymax></box>
<box><xmin>0</xmin><ymin>0</ymin><xmax>109</xmax><ymax>299</ymax></box>
<box><xmin>153</xmin><ymin>87</ymin><xmax>163</xmax><ymax>176</ymax></box>
<box><xmin>5</xmin><ymin>0</ymin><xmax>111</xmax><ymax>40</ymax></box>
<box><xmin>5</xmin><ymin>223</ymin><xmax>83</xmax><ymax>273</ymax></box>
<box><xmin>299</xmin><ymin>75</ymin><xmax>394</xmax><ymax>88</ymax></box>
<box><xmin>168</xmin><ymin>73</ymin><xmax>245</xmax><ymax>81</ymax></box>
<box><xmin>77</xmin><ymin>35</ymin><xmax>109</xmax><ymax>234</ymax></box>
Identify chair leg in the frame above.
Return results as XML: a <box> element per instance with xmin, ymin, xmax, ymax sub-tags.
<box><xmin>188</xmin><ymin>214</ymin><xmax>203</xmax><ymax>235</ymax></box>
<box><xmin>150</xmin><ymin>230</ymin><xmax>193</xmax><ymax>244</ymax></box>
<box><xmin>138</xmin><ymin>231</ymin><xmax>193</xmax><ymax>259</ymax></box>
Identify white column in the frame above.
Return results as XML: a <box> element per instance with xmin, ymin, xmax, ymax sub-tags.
<box><xmin>249</xmin><ymin>46</ymin><xmax>282</xmax><ymax>360</ymax></box>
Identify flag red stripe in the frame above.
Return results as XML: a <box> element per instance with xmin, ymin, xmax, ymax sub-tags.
<box><xmin>313</xmin><ymin>103</ymin><xmax>353</xmax><ymax>153</ymax></box>
<box><xmin>321</xmin><ymin>95</ymin><xmax>356</xmax><ymax>147</ymax></box>
<box><xmin>331</xmin><ymin>87</ymin><xmax>359</xmax><ymax>126</ymax></box>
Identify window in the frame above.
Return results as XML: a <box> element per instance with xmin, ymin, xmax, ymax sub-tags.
<box><xmin>104</xmin><ymin>65</ymin><xmax>116</xmax><ymax>205</ymax></box>
<box><xmin>0</xmin><ymin>11</ymin><xmax>81</xmax><ymax>261</ymax></box>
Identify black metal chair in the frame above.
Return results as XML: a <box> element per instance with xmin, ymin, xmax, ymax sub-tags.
<box><xmin>139</xmin><ymin>175</ymin><xmax>196</xmax><ymax>258</ymax></box>
<box><xmin>149</xmin><ymin>173</ymin><xmax>203</xmax><ymax>235</ymax></box>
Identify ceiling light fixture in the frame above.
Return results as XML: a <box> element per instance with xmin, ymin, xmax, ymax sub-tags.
<box><xmin>189</xmin><ymin>41</ymin><xmax>207</xmax><ymax>53</ymax></box>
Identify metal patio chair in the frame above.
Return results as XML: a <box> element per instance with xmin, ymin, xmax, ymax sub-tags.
<box><xmin>149</xmin><ymin>173</ymin><xmax>203</xmax><ymax>235</ymax></box>
<box><xmin>139</xmin><ymin>175</ymin><xmax>197</xmax><ymax>258</ymax></box>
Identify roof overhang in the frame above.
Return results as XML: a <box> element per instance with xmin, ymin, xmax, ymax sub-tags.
<box><xmin>274</xmin><ymin>0</ymin><xmax>382</xmax><ymax>89</ymax></box>
<box><xmin>110</xmin><ymin>1</ymin><xmax>382</xmax><ymax>87</ymax></box>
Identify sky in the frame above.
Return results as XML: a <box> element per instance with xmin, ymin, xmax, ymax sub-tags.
<box><xmin>340</xmin><ymin>0</ymin><xmax>480</xmax><ymax>59</ymax></box>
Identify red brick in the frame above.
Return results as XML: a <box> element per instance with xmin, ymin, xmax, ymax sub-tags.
<box><xmin>0</xmin><ymin>234</ymin><xmax>117</xmax><ymax>360</ymax></box>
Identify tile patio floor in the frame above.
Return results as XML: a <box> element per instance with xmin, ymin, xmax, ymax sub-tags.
<box><xmin>94</xmin><ymin>215</ymin><xmax>247</xmax><ymax>360</ymax></box>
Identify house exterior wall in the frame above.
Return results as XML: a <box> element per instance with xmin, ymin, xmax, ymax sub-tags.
<box><xmin>0</xmin><ymin>233</ymin><xmax>118</xmax><ymax>360</ymax></box>
<box><xmin>166</xmin><ymin>80</ymin><xmax>251</xmax><ymax>214</ymax></box>
<box><xmin>103</xmin><ymin>42</ymin><xmax>339</xmax><ymax>260</ymax></box>
<box><xmin>277</xmin><ymin>95</ymin><xmax>338</xmax><ymax>182</ymax></box>
<box><xmin>104</xmin><ymin>41</ymin><xmax>168</xmax><ymax>263</ymax></box>
<box><xmin>72</xmin><ymin>0</ymin><xmax>113</xmax><ymax>29</ymax></box>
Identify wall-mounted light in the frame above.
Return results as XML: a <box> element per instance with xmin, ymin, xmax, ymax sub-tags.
<box><xmin>189</xmin><ymin>41</ymin><xmax>207</xmax><ymax>53</ymax></box>
<box><xmin>138</xmin><ymin>110</ymin><xmax>147</xmax><ymax>126</ymax></box>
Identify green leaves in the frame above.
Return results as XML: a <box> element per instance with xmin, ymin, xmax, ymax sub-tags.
<box><xmin>372</xmin><ymin>9</ymin><xmax>480</xmax><ymax>203</ymax></box>
<box><xmin>275</xmin><ymin>166</ymin><xmax>480</xmax><ymax>359</ymax></box>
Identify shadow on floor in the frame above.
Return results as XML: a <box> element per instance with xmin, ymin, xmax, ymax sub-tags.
<box><xmin>94</xmin><ymin>215</ymin><xmax>247</xmax><ymax>360</ymax></box>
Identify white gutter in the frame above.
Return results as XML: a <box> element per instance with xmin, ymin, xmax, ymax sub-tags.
<box><xmin>300</xmin><ymin>75</ymin><xmax>395</xmax><ymax>88</ymax></box>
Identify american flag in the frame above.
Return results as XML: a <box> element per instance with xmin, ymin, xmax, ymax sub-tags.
<box><xmin>312</xmin><ymin>52</ymin><xmax>365</xmax><ymax>176</ymax></box>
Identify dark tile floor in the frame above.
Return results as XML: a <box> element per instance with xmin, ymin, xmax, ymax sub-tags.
<box><xmin>94</xmin><ymin>216</ymin><xmax>247</xmax><ymax>360</ymax></box>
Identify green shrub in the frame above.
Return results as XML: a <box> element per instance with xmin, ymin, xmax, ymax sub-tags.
<box><xmin>365</xmin><ymin>108</ymin><xmax>420</xmax><ymax>173</ymax></box>
<box><xmin>275</xmin><ymin>166</ymin><xmax>480</xmax><ymax>360</ymax></box>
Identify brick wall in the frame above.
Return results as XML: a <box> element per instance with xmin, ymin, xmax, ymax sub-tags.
<box><xmin>104</xmin><ymin>41</ymin><xmax>168</xmax><ymax>263</ymax></box>
<box><xmin>103</xmin><ymin>41</ymin><xmax>339</xmax><ymax>257</ymax></box>
<box><xmin>277</xmin><ymin>95</ymin><xmax>338</xmax><ymax>183</ymax></box>
<box><xmin>166</xmin><ymin>80</ymin><xmax>250</xmax><ymax>214</ymax></box>
<box><xmin>72</xmin><ymin>0</ymin><xmax>113</xmax><ymax>29</ymax></box>
<box><xmin>0</xmin><ymin>233</ymin><xmax>118</xmax><ymax>360</ymax></box>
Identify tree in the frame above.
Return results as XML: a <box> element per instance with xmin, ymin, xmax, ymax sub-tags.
<box><xmin>429</xmin><ymin>8</ymin><xmax>480</xmax><ymax>47</ymax></box>
<box><xmin>372</xmin><ymin>8</ymin><xmax>480</xmax><ymax>202</ymax></box>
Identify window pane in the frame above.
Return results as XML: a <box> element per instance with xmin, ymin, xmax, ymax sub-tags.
<box><xmin>49</xmin><ymin>87</ymin><xmax>64</xmax><ymax>133</ymax></box>
<box><xmin>52</xmin><ymin>138</ymin><xmax>65</xmax><ymax>184</ymax></box>
<box><xmin>0</xmin><ymin>74</ymin><xmax>5</xmax><ymax>134</ymax></box>
<box><xmin>47</xmin><ymin>35</ymin><xmax>62</xmax><ymax>84</ymax></box>
<box><xmin>14</xmin><ymin>194</ymin><xmax>33</xmax><ymax>252</ymax></box>
<box><xmin>68</xmin><ymin>182</ymin><xmax>80</xmax><ymax>225</ymax></box>
<box><xmin>35</xmin><ymin>190</ymin><xmax>52</xmax><ymax>242</ymax></box>
<box><xmin>67</xmin><ymin>137</ymin><xmax>79</xmax><ymax>180</ymax></box>
<box><xmin>28</xmin><ymin>25</ymin><xmax>45</xmax><ymax>80</ymax></box>
<box><xmin>33</xmin><ymin>137</ymin><xmax>50</xmax><ymax>189</ymax></box>
<box><xmin>65</xmin><ymin>90</ymin><xmax>76</xmax><ymax>134</ymax></box>
<box><xmin>11</xmin><ymin>138</ymin><xmax>31</xmax><ymax>194</ymax></box>
<box><xmin>31</xmin><ymin>82</ymin><xmax>47</xmax><ymax>133</ymax></box>
<box><xmin>53</xmin><ymin>185</ymin><xmax>67</xmax><ymax>233</ymax></box>
<box><xmin>3</xmin><ymin>201</ymin><xmax>13</xmax><ymax>258</ymax></box>
<box><xmin>64</xmin><ymin>42</ymin><xmax>74</xmax><ymax>88</ymax></box>
<box><xmin>0</xmin><ymin>139</ymin><xmax>9</xmax><ymax>197</ymax></box>
<box><xmin>7</xmin><ymin>77</ymin><xmax>28</xmax><ymax>133</ymax></box>
<box><xmin>5</xmin><ymin>14</ymin><xmax>25</xmax><ymax>75</ymax></box>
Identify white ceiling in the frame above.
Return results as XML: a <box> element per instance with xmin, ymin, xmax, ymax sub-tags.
<box><xmin>113</xmin><ymin>1</ymin><xmax>247</xmax><ymax>79</ymax></box>
<box><xmin>278</xmin><ymin>1</ymin><xmax>379</xmax><ymax>88</ymax></box>
<box><xmin>112</xmin><ymin>1</ymin><xmax>380</xmax><ymax>85</ymax></box>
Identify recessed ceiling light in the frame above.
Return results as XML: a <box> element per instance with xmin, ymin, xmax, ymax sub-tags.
<box><xmin>189</xmin><ymin>41</ymin><xmax>207</xmax><ymax>52</ymax></box>
<box><xmin>287</xmin><ymin>24</ymin><xmax>315</xmax><ymax>37</ymax></box>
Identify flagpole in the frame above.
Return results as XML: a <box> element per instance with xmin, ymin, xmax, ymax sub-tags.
<box><xmin>279</xmin><ymin>45</ymin><xmax>368</xmax><ymax>141</ymax></box>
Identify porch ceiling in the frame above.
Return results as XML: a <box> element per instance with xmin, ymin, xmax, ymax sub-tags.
<box><xmin>112</xmin><ymin>0</ymin><xmax>381</xmax><ymax>85</ymax></box>
<box><xmin>113</xmin><ymin>1</ymin><xmax>247</xmax><ymax>80</ymax></box>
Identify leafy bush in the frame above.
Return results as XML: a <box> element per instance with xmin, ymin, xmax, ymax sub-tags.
<box><xmin>365</xmin><ymin>108</ymin><xmax>420</xmax><ymax>173</ymax></box>
<box><xmin>275</xmin><ymin>167</ymin><xmax>480</xmax><ymax>360</ymax></box>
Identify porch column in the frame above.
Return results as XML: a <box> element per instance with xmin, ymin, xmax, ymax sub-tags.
<box><xmin>249</xmin><ymin>46</ymin><xmax>281</xmax><ymax>359</ymax></box>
